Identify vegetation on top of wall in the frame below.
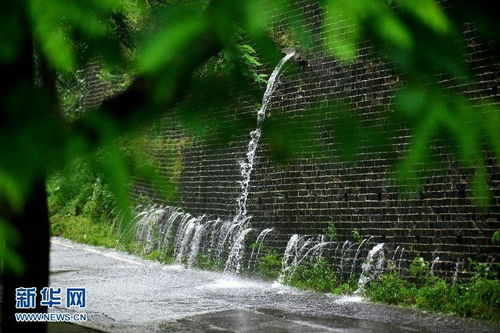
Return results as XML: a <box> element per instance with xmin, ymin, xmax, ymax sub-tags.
<box><xmin>270</xmin><ymin>27</ymin><xmax>297</xmax><ymax>49</ymax></box>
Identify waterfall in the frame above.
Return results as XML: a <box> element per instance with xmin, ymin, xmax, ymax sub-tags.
<box><xmin>187</xmin><ymin>223</ymin><xmax>206</xmax><ymax>268</ymax></box>
<box><xmin>278</xmin><ymin>234</ymin><xmax>300</xmax><ymax>282</ymax></box>
<box><xmin>174</xmin><ymin>216</ymin><xmax>199</xmax><ymax>264</ymax></box>
<box><xmin>234</xmin><ymin>51</ymin><xmax>296</xmax><ymax>222</ymax></box>
<box><xmin>216</xmin><ymin>51</ymin><xmax>296</xmax><ymax>264</ymax></box>
<box><xmin>452</xmin><ymin>260</ymin><xmax>460</xmax><ymax>285</ymax></box>
<box><xmin>224</xmin><ymin>228</ymin><xmax>253</xmax><ymax>273</ymax></box>
<box><xmin>349</xmin><ymin>237</ymin><xmax>373</xmax><ymax>278</ymax></box>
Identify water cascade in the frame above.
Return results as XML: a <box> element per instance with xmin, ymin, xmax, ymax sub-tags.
<box><xmin>248</xmin><ymin>228</ymin><xmax>275</xmax><ymax>270</ymax></box>
<box><xmin>224</xmin><ymin>228</ymin><xmax>254</xmax><ymax>273</ymax></box>
<box><xmin>452</xmin><ymin>260</ymin><xmax>461</xmax><ymax>285</ymax></box>
<box><xmin>187</xmin><ymin>223</ymin><xmax>207</xmax><ymax>268</ymax></box>
<box><xmin>430</xmin><ymin>256</ymin><xmax>440</xmax><ymax>276</ymax></box>
<box><xmin>132</xmin><ymin>52</ymin><xmax>296</xmax><ymax>271</ymax></box>
<box><xmin>356</xmin><ymin>243</ymin><xmax>385</xmax><ymax>293</ymax></box>
<box><xmin>349</xmin><ymin>237</ymin><xmax>373</xmax><ymax>278</ymax></box>
<box><xmin>220</xmin><ymin>50</ymin><xmax>297</xmax><ymax>256</ymax></box>
<box><xmin>397</xmin><ymin>247</ymin><xmax>405</xmax><ymax>273</ymax></box>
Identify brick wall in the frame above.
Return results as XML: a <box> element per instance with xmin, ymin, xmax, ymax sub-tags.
<box><xmin>133</xmin><ymin>1</ymin><xmax>499</xmax><ymax>278</ymax></box>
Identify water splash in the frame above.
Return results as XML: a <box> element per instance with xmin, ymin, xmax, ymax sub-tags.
<box><xmin>224</xmin><ymin>228</ymin><xmax>253</xmax><ymax>273</ymax></box>
<box><xmin>248</xmin><ymin>228</ymin><xmax>274</xmax><ymax>270</ymax></box>
<box><xmin>187</xmin><ymin>223</ymin><xmax>207</xmax><ymax>268</ymax></box>
<box><xmin>452</xmin><ymin>260</ymin><xmax>461</xmax><ymax>285</ymax></box>
<box><xmin>430</xmin><ymin>256</ymin><xmax>440</xmax><ymax>276</ymax></box>
<box><xmin>356</xmin><ymin>243</ymin><xmax>385</xmax><ymax>293</ymax></box>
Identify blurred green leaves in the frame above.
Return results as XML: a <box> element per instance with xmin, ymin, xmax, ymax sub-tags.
<box><xmin>137</xmin><ymin>11</ymin><xmax>207</xmax><ymax>74</ymax></box>
<box><xmin>395</xmin><ymin>83</ymin><xmax>497</xmax><ymax>206</ymax></box>
<box><xmin>399</xmin><ymin>0</ymin><xmax>451</xmax><ymax>35</ymax></box>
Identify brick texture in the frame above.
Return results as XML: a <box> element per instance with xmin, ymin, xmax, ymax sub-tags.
<box><xmin>132</xmin><ymin>1</ymin><xmax>499</xmax><ymax>278</ymax></box>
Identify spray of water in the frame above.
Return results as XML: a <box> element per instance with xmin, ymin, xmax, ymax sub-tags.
<box><xmin>356</xmin><ymin>243</ymin><xmax>385</xmax><ymax>293</ymax></box>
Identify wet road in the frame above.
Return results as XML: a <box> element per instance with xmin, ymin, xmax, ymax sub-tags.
<box><xmin>49</xmin><ymin>237</ymin><xmax>498</xmax><ymax>332</ymax></box>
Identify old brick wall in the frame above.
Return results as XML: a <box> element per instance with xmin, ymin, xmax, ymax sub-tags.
<box><xmin>134</xmin><ymin>1</ymin><xmax>499</xmax><ymax>277</ymax></box>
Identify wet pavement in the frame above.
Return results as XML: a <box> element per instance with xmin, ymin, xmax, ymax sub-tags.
<box><xmin>49</xmin><ymin>237</ymin><xmax>498</xmax><ymax>332</ymax></box>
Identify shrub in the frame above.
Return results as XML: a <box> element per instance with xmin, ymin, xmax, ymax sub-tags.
<box><xmin>409</xmin><ymin>256</ymin><xmax>431</xmax><ymax>284</ymax></box>
<box><xmin>287</xmin><ymin>259</ymin><xmax>338</xmax><ymax>293</ymax></box>
<box><xmin>415</xmin><ymin>278</ymin><xmax>457</xmax><ymax>313</ymax></box>
<box><xmin>325</xmin><ymin>223</ymin><xmax>338</xmax><ymax>241</ymax></box>
<box><xmin>258</xmin><ymin>251</ymin><xmax>282</xmax><ymax>280</ymax></box>
<box><xmin>365</xmin><ymin>273</ymin><xmax>416</xmax><ymax>306</ymax></box>
<box><xmin>457</xmin><ymin>278</ymin><xmax>500</xmax><ymax>321</ymax></box>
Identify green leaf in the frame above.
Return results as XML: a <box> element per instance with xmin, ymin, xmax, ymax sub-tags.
<box><xmin>323</xmin><ymin>0</ymin><xmax>363</xmax><ymax>62</ymax></box>
<box><xmin>373</xmin><ymin>12</ymin><xmax>413</xmax><ymax>50</ymax></box>
<box><xmin>240</xmin><ymin>44</ymin><xmax>256</xmax><ymax>54</ymax></box>
<box><xmin>0</xmin><ymin>169</ymin><xmax>23</xmax><ymax>211</ymax></box>
<box><xmin>138</xmin><ymin>17</ymin><xmax>207</xmax><ymax>74</ymax></box>
<box><xmin>399</xmin><ymin>0</ymin><xmax>451</xmax><ymax>35</ymax></box>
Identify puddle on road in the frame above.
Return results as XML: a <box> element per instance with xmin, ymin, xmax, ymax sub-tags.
<box><xmin>197</xmin><ymin>277</ymin><xmax>264</xmax><ymax>290</ymax></box>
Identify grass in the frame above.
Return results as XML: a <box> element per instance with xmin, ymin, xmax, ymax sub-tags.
<box><xmin>367</xmin><ymin>274</ymin><xmax>500</xmax><ymax>322</ymax></box>
<box><xmin>51</xmin><ymin>214</ymin><xmax>120</xmax><ymax>249</ymax></box>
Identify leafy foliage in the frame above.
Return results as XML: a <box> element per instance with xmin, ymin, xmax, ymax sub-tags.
<box><xmin>365</xmin><ymin>256</ymin><xmax>500</xmax><ymax>322</ymax></box>
<box><xmin>286</xmin><ymin>258</ymin><xmax>338</xmax><ymax>293</ymax></box>
<box><xmin>324</xmin><ymin>223</ymin><xmax>338</xmax><ymax>241</ymax></box>
<box><xmin>258</xmin><ymin>250</ymin><xmax>282</xmax><ymax>280</ymax></box>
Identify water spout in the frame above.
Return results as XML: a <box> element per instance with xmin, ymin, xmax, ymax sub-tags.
<box><xmin>356</xmin><ymin>243</ymin><xmax>385</xmax><ymax>293</ymax></box>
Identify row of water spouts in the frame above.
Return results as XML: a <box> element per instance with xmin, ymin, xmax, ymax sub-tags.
<box><xmin>131</xmin><ymin>203</ymin><xmax>464</xmax><ymax>290</ymax></box>
<box><xmin>131</xmin><ymin>203</ymin><xmax>455</xmax><ymax>291</ymax></box>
